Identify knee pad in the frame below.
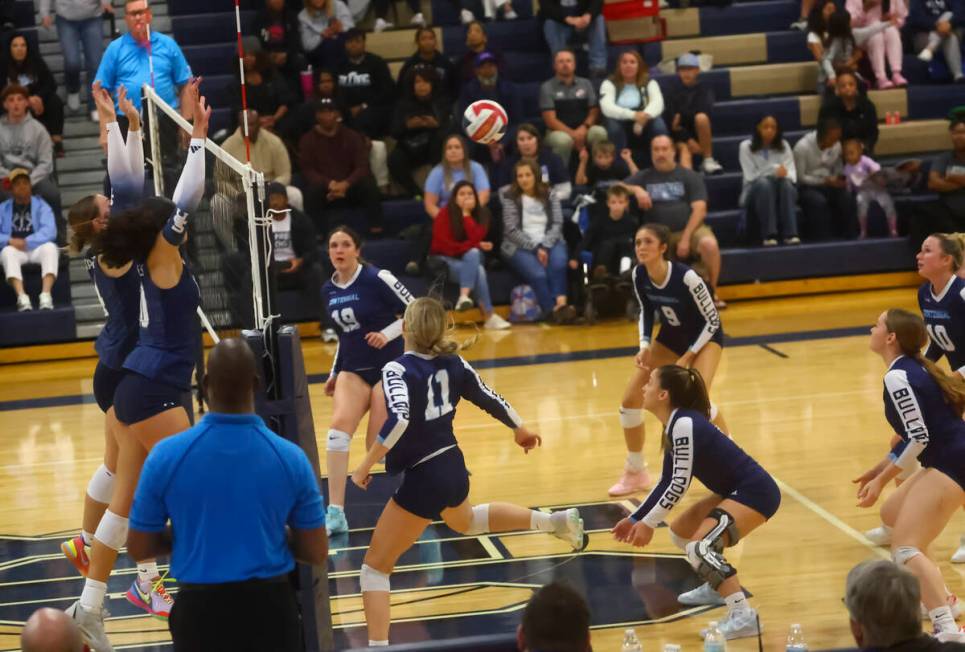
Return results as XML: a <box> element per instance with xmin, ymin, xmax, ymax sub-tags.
<box><xmin>619</xmin><ymin>407</ymin><xmax>644</xmax><ymax>429</ymax></box>
<box><xmin>669</xmin><ymin>529</ymin><xmax>690</xmax><ymax>551</ymax></box>
<box><xmin>94</xmin><ymin>510</ymin><xmax>129</xmax><ymax>551</ymax></box>
<box><xmin>686</xmin><ymin>540</ymin><xmax>737</xmax><ymax>590</ymax></box>
<box><xmin>86</xmin><ymin>464</ymin><xmax>115</xmax><ymax>504</ymax></box>
<box><xmin>464</xmin><ymin>504</ymin><xmax>490</xmax><ymax>535</ymax></box>
<box><xmin>709</xmin><ymin>402</ymin><xmax>719</xmax><ymax>422</ymax></box>
<box><xmin>360</xmin><ymin>564</ymin><xmax>390</xmax><ymax>593</ymax></box>
<box><xmin>706</xmin><ymin>507</ymin><xmax>741</xmax><ymax>547</ymax></box>
<box><xmin>327</xmin><ymin>429</ymin><xmax>351</xmax><ymax>453</ymax></box>
<box><xmin>894</xmin><ymin>545</ymin><xmax>922</xmax><ymax>566</ymax></box>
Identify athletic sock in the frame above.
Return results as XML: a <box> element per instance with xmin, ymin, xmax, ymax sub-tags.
<box><xmin>330</xmin><ymin>504</ymin><xmax>344</xmax><ymax>512</ymax></box>
<box><xmin>81</xmin><ymin>530</ymin><xmax>94</xmax><ymax>547</ymax></box>
<box><xmin>531</xmin><ymin>511</ymin><xmax>553</xmax><ymax>532</ymax></box>
<box><xmin>368</xmin><ymin>640</ymin><xmax>389</xmax><ymax>647</ymax></box>
<box><xmin>80</xmin><ymin>578</ymin><xmax>107</xmax><ymax>611</ymax></box>
<box><xmin>137</xmin><ymin>561</ymin><xmax>159</xmax><ymax>587</ymax></box>
<box><xmin>930</xmin><ymin>605</ymin><xmax>956</xmax><ymax>633</ymax></box>
<box><xmin>626</xmin><ymin>452</ymin><xmax>644</xmax><ymax>471</ymax></box>
<box><xmin>724</xmin><ymin>591</ymin><xmax>748</xmax><ymax>614</ymax></box>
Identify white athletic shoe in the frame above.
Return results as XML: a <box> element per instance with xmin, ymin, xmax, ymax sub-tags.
<box><xmin>952</xmin><ymin>535</ymin><xmax>965</xmax><ymax>563</ymax></box>
<box><xmin>678</xmin><ymin>582</ymin><xmax>726</xmax><ymax>606</ymax></box>
<box><xmin>919</xmin><ymin>48</ymin><xmax>934</xmax><ymax>62</ymax></box>
<box><xmin>16</xmin><ymin>293</ymin><xmax>32</xmax><ymax>312</ymax></box>
<box><xmin>701</xmin><ymin>157</ymin><xmax>724</xmax><ymax>175</ymax></box>
<box><xmin>502</xmin><ymin>6</ymin><xmax>518</xmax><ymax>19</ymax></box>
<box><xmin>409</xmin><ymin>11</ymin><xmax>426</xmax><ymax>25</ymax></box>
<box><xmin>455</xmin><ymin>296</ymin><xmax>474</xmax><ymax>311</ymax></box>
<box><xmin>460</xmin><ymin>8</ymin><xmax>475</xmax><ymax>23</ymax></box>
<box><xmin>935</xmin><ymin>626</ymin><xmax>965</xmax><ymax>643</ymax></box>
<box><xmin>38</xmin><ymin>292</ymin><xmax>54</xmax><ymax>310</ymax></box>
<box><xmin>551</xmin><ymin>508</ymin><xmax>588</xmax><ymax>551</ymax></box>
<box><xmin>483</xmin><ymin>313</ymin><xmax>511</xmax><ymax>330</ymax></box>
<box><xmin>90</xmin><ymin>109</ymin><xmax>99</xmax><ymax>122</ymax></box>
<box><xmin>67</xmin><ymin>92</ymin><xmax>81</xmax><ymax>112</ymax></box>
<box><xmin>374</xmin><ymin>17</ymin><xmax>392</xmax><ymax>31</ymax></box>
<box><xmin>921</xmin><ymin>594</ymin><xmax>963</xmax><ymax>620</ymax></box>
<box><xmin>864</xmin><ymin>525</ymin><xmax>892</xmax><ymax>546</ymax></box>
<box><xmin>790</xmin><ymin>18</ymin><xmax>808</xmax><ymax>30</ymax></box>
<box><xmin>700</xmin><ymin>608</ymin><xmax>762</xmax><ymax>640</ymax></box>
<box><xmin>66</xmin><ymin>601</ymin><xmax>113</xmax><ymax>651</ymax></box>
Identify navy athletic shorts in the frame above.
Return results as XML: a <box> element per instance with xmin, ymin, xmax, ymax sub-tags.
<box><xmin>656</xmin><ymin>327</ymin><xmax>725</xmax><ymax>358</ymax></box>
<box><xmin>394</xmin><ymin>447</ymin><xmax>471</xmax><ymax>520</ymax></box>
<box><xmin>113</xmin><ymin>371</ymin><xmax>192</xmax><ymax>426</ymax></box>
<box><xmin>342</xmin><ymin>368</ymin><xmax>382</xmax><ymax>387</ymax></box>
<box><xmin>93</xmin><ymin>362</ymin><xmax>127</xmax><ymax>413</ymax></box>
<box><xmin>728</xmin><ymin>472</ymin><xmax>781</xmax><ymax>520</ymax></box>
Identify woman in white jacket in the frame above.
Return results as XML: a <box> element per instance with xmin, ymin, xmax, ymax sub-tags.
<box><xmin>739</xmin><ymin>115</ymin><xmax>801</xmax><ymax>246</ymax></box>
<box><xmin>599</xmin><ymin>50</ymin><xmax>668</xmax><ymax>153</ymax></box>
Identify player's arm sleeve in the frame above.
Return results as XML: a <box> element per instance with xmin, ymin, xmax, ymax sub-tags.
<box><xmin>884</xmin><ymin>369</ymin><xmax>930</xmax><ymax>470</ymax></box>
<box><xmin>459</xmin><ymin>357</ymin><xmax>524</xmax><ymax>429</ymax></box>
<box><xmin>631</xmin><ymin>420</ymin><xmax>695</xmax><ymax>525</ymax></box>
<box><xmin>683</xmin><ymin>269</ymin><xmax>721</xmax><ymax>354</ymax></box>
<box><xmin>106</xmin><ymin>122</ymin><xmax>144</xmax><ymax>206</ymax></box>
<box><xmin>129</xmin><ymin>452</ymin><xmax>170</xmax><ymax>532</ymax></box>
<box><xmin>171</xmin><ymin>138</ymin><xmax>206</xmax><ymax>214</ymax></box>
<box><xmin>376</xmin><ymin>269</ymin><xmax>414</xmax><ymax>340</ymax></box>
<box><xmin>288</xmin><ymin>449</ymin><xmax>327</xmax><ymax>530</ymax></box>
<box><xmin>632</xmin><ymin>266</ymin><xmax>654</xmax><ymax>348</ymax></box>
<box><xmin>376</xmin><ymin>362</ymin><xmax>411</xmax><ymax>449</ymax></box>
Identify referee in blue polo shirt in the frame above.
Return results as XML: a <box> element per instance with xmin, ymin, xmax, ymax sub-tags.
<box><xmin>127</xmin><ymin>338</ymin><xmax>328</xmax><ymax>651</ymax></box>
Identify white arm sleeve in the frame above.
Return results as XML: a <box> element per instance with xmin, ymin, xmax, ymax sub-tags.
<box><xmin>683</xmin><ymin>269</ymin><xmax>721</xmax><ymax>354</ymax></box>
<box><xmin>884</xmin><ymin>369</ymin><xmax>930</xmax><ymax>470</ymax></box>
<box><xmin>377</xmin><ymin>361</ymin><xmax>410</xmax><ymax>449</ymax></box>
<box><xmin>376</xmin><ymin>269</ymin><xmax>414</xmax><ymax>340</ymax></box>
<box><xmin>126</xmin><ymin>127</ymin><xmax>145</xmax><ymax>191</ymax></box>
<box><xmin>641</xmin><ymin>417</ymin><xmax>695</xmax><ymax>528</ymax></box>
<box><xmin>171</xmin><ymin>138</ymin><xmax>206</xmax><ymax>213</ymax></box>
<box><xmin>632</xmin><ymin>266</ymin><xmax>652</xmax><ymax>348</ymax></box>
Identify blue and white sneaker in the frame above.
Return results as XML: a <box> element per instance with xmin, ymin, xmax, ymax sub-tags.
<box><xmin>326</xmin><ymin>505</ymin><xmax>349</xmax><ymax>536</ymax></box>
<box><xmin>700</xmin><ymin>608</ymin><xmax>761</xmax><ymax>640</ymax></box>
<box><xmin>678</xmin><ymin>582</ymin><xmax>725</xmax><ymax>606</ymax></box>
<box><xmin>551</xmin><ymin>508</ymin><xmax>588</xmax><ymax>551</ymax></box>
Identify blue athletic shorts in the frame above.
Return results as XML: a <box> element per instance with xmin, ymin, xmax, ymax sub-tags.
<box><xmin>728</xmin><ymin>472</ymin><xmax>781</xmax><ymax>521</ymax></box>
<box><xmin>394</xmin><ymin>447</ymin><xmax>471</xmax><ymax>520</ymax></box>
<box><xmin>342</xmin><ymin>368</ymin><xmax>382</xmax><ymax>387</ymax></box>
<box><xmin>93</xmin><ymin>362</ymin><xmax>127</xmax><ymax>413</ymax></box>
<box><xmin>113</xmin><ymin>371</ymin><xmax>192</xmax><ymax>426</ymax></box>
<box><xmin>656</xmin><ymin>327</ymin><xmax>725</xmax><ymax>358</ymax></box>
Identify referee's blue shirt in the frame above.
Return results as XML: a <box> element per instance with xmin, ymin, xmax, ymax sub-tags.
<box><xmin>129</xmin><ymin>412</ymin><xmax>327</xmax><ymax>584</ymax></box>
<box><xmin>94</xmin><ymin>31</ymin><xmax>192</xmax><ymax>110</ymax></box>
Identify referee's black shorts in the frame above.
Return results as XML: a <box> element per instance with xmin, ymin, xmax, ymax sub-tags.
<box><xmin>169</xmin><ymin>574</ymin><xmax>301</xmax><ymax>651</ymax></box>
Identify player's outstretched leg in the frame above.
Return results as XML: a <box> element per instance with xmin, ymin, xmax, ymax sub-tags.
<box><xmin>445</xmin><ymin>501</ymin><xmax>587</xmax><ymax>551</ymax></box>
<box><xmin>326</xmin><ymin>371</ymin><xmax>372</xmax><ymax>535</ymax></box>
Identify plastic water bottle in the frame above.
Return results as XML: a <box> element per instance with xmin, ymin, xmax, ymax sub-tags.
<box><xmin>621</xmin><ymin>628</ymin><xmax>643</xmax><ymax>652</ymax></box>
<box><xmin>786</xmin><ymin>623</ymin><xmax>808</xmax><ymax>652</ymax></box>
<box><xmin>703</xmin><ymin>621</ymin><xmax>727</xmax><ymax>652</ymax></box>
<box><xmin>663</xmin><ymin>645</ymin><xmax>681</xmax><ymax>652</ymax></box>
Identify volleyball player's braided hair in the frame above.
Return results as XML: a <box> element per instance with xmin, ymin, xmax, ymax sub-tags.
<box><xmin>885</xmin><ymin>308</ymin><xmax>965</xmax><ymax>414</ymax></box>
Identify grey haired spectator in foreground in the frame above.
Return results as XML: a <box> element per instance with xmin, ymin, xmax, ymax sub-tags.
<box><xmin>21</xmin><ymin>607</ymin><xmax>84</xmax><ymax>652</ymax></box>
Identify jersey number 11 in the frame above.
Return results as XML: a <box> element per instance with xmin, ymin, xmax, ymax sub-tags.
<box><xmin>426</xmin><ymin>370</ymin><xmax>454</xmax><ymax>420</ymax></box>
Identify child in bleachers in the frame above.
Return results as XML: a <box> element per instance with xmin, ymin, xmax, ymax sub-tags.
<box><xmin>569</xmin><ymin>185</ymin><xmax>638</xmax><ymax>281</ymax></box>
<box><xmin>575</xmin><ymin>141</ymin><xmax>637</xmax><ymax>189</ymax></box>
<box><xmin>662</xmin><ymin>53</ymin><xmax>723</xmax><ymax>175</ymax></box>
<box><xmin>843</xmin><ymin>137</ymin><xmax>898</xmax><ymax>238</ymax></box>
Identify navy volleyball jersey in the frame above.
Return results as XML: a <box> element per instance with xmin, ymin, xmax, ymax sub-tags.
<box><xmin>323</xmin><ymin>265</ymin><xmax>413</xmax><ymax>377</ymax></box>
<box><xmin>123</xmin><ymin>261</ymin><xmax>201</xmax><ymax>390</ymax></box>
<box><xmin>919</xmin><ymin>277</ymin><xmax>965</xmax><ymax>374</ymax></box>
<box><xmin>377</xmin><ymin>352</ymin><xmax>522</xmax><ymax>474</ymax></box>
<box><xmin>631</xmin><ymin>409</ymin><xmax>771</xmax><ymax>526</ymax></box>
<box><xmin>632</xmin><ymin>261</ymin><xmax>723</xmax><ymax>355</ymax></box>
<box><xmin>883</xmin><ymin>355</ymin><xmax>965</xmax><ymax>478</ymax></box>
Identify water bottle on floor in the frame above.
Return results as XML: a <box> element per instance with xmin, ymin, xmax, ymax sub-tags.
<box><xmin>703</xmin><ymin>621</ymin><xmax>726</xmax><ymax>652</ymax></box>
<box><xmin>786</xmin><ymin>623</ymin><xmax>808</xmax><ymax>651</ymax></box>
<box><xmin>621</xmin><ymin>628</ymin><xmax>643</xmax><ymax>652</ymax></box>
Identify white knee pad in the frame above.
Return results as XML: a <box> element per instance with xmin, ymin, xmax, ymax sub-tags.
<box><xmin>327</xmin><ymin>429</ymin><xmax>351</xmax><ymax>453</ymax></box>
<box><xmin>86</xmin><ymin>464</ymin><xmax>115</xmax><ymax>504</ymax></box>
<box><xmin>709</xmin><ymin>402</ymin><xmax>719</xmax><ymax>422</ymax></box>
<box><xmin>894</xmin><ymin>545</ymin><xmax>922</xmax><ymax>566</ymax></box>
<box><xmin>360</xmin><ymin>564</ymin><xmax>390</xmax><ymax>592</ymax></box>
<box><xmin>464</xmin><ymin>504</ymin><xmax>490</xmax><ymax>535</ymax></box>
<box><xmin>669</xmin><ymin>529</ymin><xmax>690</xmax><ymax>551</ymax></box>
<box><xmin>94</xmin><ymin>510</ymin><xmax>129</xmax><ymax>551</ymax></box>
<box><xmin>619</xmin><ymin>407</ymin><xmax>644</xmax><ymax>429</ymax></box>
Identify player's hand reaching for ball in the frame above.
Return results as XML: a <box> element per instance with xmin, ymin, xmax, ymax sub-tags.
<box><xmin>513</xmin><ymin>427</ymin><xmax>542</xmax><ymax>453</ymax></box>
<box><xmin>191</xmin><ymin>93</ymin><xmax>212</xmax><ymax>140</ymax></box>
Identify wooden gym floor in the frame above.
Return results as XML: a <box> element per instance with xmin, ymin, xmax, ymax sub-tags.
<box><xmin>0</xmin><ymin>287</ymin><xmax>961</xmax><ymax>651</ymax></box>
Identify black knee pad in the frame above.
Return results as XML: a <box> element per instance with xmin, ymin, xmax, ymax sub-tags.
<box><xmin>706</xmin><ymin>507</ymin><xmax>740</xmax><ymax>549</ymax></box>
<box><xmin>686</xmin><ymin>540</ymin><xmax>737</xmax><ymax>589</ymax></box>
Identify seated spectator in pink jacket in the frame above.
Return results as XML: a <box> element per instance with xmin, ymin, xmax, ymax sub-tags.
<box><xmin>846</xmin><ymin>0</ymin><xmax>908</xmax><ymax>89</ymax></box>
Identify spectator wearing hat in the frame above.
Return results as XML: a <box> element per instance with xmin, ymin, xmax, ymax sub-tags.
<box><xmin>0</xmin><ymin>168</ymin><xmax>58</xmax><ymax>312</ymax></box>
<box><xmin>337</xmin><ymin>28</ymin><xmax>395</xmax><ymax>140</ymax></box>
<box><xmin>298</xmin><ymin>97</ymin><xmax>383</xmax><ymax>234</ymax></box>
<box><xmin>219</xmin><ymin>109</ymin><xmax>303</xmax><ymax>211</ymax></box>
<box><xmin>0</xmin><ymin>84</ymin><xmax>61</xmax><ymax>224</ymax></box>
<box><xmin>539</xmin><ymin>0</ymin><xmax>608</xmax><ymax>79</ymax></box>
<box><xmin>298</xmin><ymin>0</ymin><xmax>354</xmax><ymax>69</ymax></box>
<box><xmin>540</xmin><ymin>48</ymin><xmax>608</xmax><ymax>169</ymax></box>
<box><xmin>456</xmin><ymin>21</ymin><xmax>506</xmax><ymax>86</ymax></box>
<box><xmin>662</xmin><ymin>53</ymin><xmax>723</xmax><ymax>175</ymax></box>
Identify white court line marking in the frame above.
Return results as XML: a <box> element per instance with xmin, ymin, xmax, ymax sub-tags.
<box><xmin>772</xmin><ymin>475</ymin><xmax>890</xmax><ymax>560</ymax></box>
<box><xmin>477</xmin><ymin>536</ymin><xmax>504</xmax><ymax>560</ymax></box>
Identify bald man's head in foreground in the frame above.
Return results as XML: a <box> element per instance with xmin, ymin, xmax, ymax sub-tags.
<box><xmin>21</xmin><ymin>608</ymin><xmax>85</xmax><ymax>652</ymax></box>
<box><xmin>204</xmin><ymin>337</ymin><xmax>259</xmax><ymax>413</ymax></box>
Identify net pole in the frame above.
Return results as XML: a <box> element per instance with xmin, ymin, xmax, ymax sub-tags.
<box><xmin>233</xmin><ymin>0</ymin><xmax>252</xmax><ymax>163</ymax></box>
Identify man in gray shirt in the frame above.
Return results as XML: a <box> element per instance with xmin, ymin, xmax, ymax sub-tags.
<box><xmin>623</xmin><ymin>134</ymin><xmax>723</xmax><ymax>303</ymax></box>
<box><xmin>540</xmin><ymin>48</ymin><xmax>607</xmax><ymax>167</ymax></box>
<box><xmin>793</xmin><ymin>117</ymin><xmax>856</xmax><ymax>241</ymax></box>
<box><xmin>0</xmin><ymin>85</ymin><xmax>60</xmax><ymax>223</ymax></box>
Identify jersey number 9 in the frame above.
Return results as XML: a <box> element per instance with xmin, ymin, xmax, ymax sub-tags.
<box><xmin>331</xmin><ymin>308</ymin><xmax>360</xmax><ymax>333</ymax></box>
<box><xmin>426</xmin><ymin>370</ymin><xmax>454</xmax><ymax>420</ymax></box>
<box><xmin>927</xmin><ymin>324</ymin><xmax>956</xmax><ymax>352</ymax></box>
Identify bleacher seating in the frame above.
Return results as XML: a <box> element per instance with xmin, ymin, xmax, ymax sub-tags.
<box><xmin>0</xmin><ymin>257</ymin><xmax>75</xmax><ymax>347</ymax></box>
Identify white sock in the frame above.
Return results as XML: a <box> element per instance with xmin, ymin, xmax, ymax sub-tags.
<box><xmin>724</xmin><ymin>591</ymin><xmax>748</xmax><ymax>614</ymax></box>
<box><xmin>81</xmin><ymin>530</ymin><xmax>94</xmax><ymax>546</ymax></box>
<box><xmin>137</xmin><ymin>561</ymin><xmax>158</xmax><ymax>586</ymax></box>
<box><xmin>531</xmin><ymin>511</ymin><xmax>553</xmax><ymax>532</ymax></box>
<box><xmin>368</xmin><ymin>640</ymin><xmax>389</xmax><ymax>647</ymax></box>
<box><xmin>930</xmin><ymin>605</ymin><xmax>956</xmax><ymax>632</ymax></box>
<box><xmin>330</xmin><ymin>504</ymin><xmax>344</xmax><ymax>511</ymax></box>
<box><xmin>80</xmin><ymin>578</ymin><xmax>107</xmax><ymax>611</ymax></box>
<box><xmin>626</xmin><ymin>452</ymin><xmax>644</xmax><ymax>471</ymax></box>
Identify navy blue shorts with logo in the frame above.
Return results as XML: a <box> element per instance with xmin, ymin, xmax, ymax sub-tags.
<box><xmin>113</xmin><ymin>371</ymin><xmax>193</xmax><ymax>425</ymax></box>
<box><xmin>394</xmin><ymin>447</ymin><xmax>470</xmax><ymax>520</ymax></box>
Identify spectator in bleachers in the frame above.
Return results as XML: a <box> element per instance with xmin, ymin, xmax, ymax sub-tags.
<box><xmin>662</xmin><ymin>53</ymin><xmax>724</xmax><ymax>175</ymax></box>
<box><xmin>229</xmin><ymin>47</ymin><xmax>296</xmax><ymax>138</ymax></box>
<box><xmin>516</xmin><ymin>582</ymin><xmax>591</xmax><ymax>652</ymax></box>
<box><xmin>255</xmin><ymin>0</ymin><xmax>307</xmax><ymax>90</ymax></box>
<box><xmin>397</xmin><ymin>27</ymin><xmax>458</xmax><ymax>101</ymax></box>
<box><xmin>739</xmin><ymin>115</ymin><xmax>801</xmax><ymax>246</ymax></box>
<box><xmin>39</xmin><ymin>0</ymin><xmax>107</xmax><ymax>121</ymax></box>
<box><xmin>843</xmin><ymin>137</ymin><xmax>898</xmax><ymax>237</ymax></box>
<box><xmin>539</xmin><ymin>0</ymin><xmax>608</xmax><ymax>79</ymax></box>
<box><xmin>458</xmin><ymin>0</ymin><xmax>518</xmax><ymax>26</ymax></box>
<box><xmin>0</xmin><ymin>85</ymin><xmax>60</xmax><ymax>221</ymax></box>
<box><xmin>575</xmin><ymin>140</ymin><xmax>637</xmax><ymax>189</ymax></box>
<box><xmin>298</xmin><ymin>0</ymin><xmax>354</xmax><ymax>70</ymax></box>
<box><xmin>425</xmin><ymin>134</ymin><xmax>491</xmax><ymax>216</ymax></box>
<box><xmin>599</xmin><ymin>50</ymin><xmax>667</xmax><ymax>159</ymax></box>
<box><xmin>500</xmin><ymin>157</ymin><xmax>577</xmax><ymax>323</ymax></box>
<box><xmin>430</xmin><ymin>180</ymin><xmax>512</xmax><ymax>329</ymax></box>
<box><xmin>622</xmin><ymin>135</ymin><xmax>724</xmax><ymax>306</ymax></box>
<box><xmin>456</xmin><ymin>21</ymin><xmax>506</xmax><ymax>85</ymax></box>
<box><xmin>818</xmin><ymin>71</ymin><xmax>879</xmax><ymax>154</ymax></box>
<box><xmin>372</xmin><ymin>0</ymin><xmax>425</xmax><ymax>33</ymax></box>
<box><xmin>338</xmin><ymin>28</ymin><xmax>394</xmax><ymax>140</ymax></box>
<box><xmin>794</xmin><ymin>116</ymin><xmax>856</xmax><ymax>240</ymax></box>
<box><xmin>1</xmin><ymin>34</ymin><xmax>65</xmax><ymax>156</ymax></box>
<box><xmin>541</xmin><ymin>49</ymin><xmax>608</xmax><ymax>169</ymax></box>
<box><xmin>807</xmin><ymin>0</ymin><xmax>839</xmax><ymax>91</ymax></box>
<box><xmin>0</xmin><ymin>0</ymin><xmax>13</xmax><ymax>33</ymax></box>
<box><xmin>847</xmin><ymin>0</ymin><xmax>908</xmax><ymax>89</ymax></box>
<box><xmin>569</xmin><ymin>184</ymin><xmax>637</xmax><ymax>280</ymax></box>
<box><xmin>818</xmin><ymin>9</ymin><xmax>866</xmax><ymax>94</ymax></box>
<box><xmin>0</xmin><ymin>168</ymin><xmax>58</xmax><ymax>311</ymax></box>
<box><xmin>916</xmin><ymin>114</ymin><xmax>965</xmax><ymax>244</ymax></box>
<box><xmin>792</xmin><ymin>0</ymin><xmax>817</xmax><ymax>30</ymax></box>
<box><xmin>298</xmin><ymin>97</ymin><xmax>383</xmax><ymax>234</ymax></box>
<box><xmin>291</xmin><ymin>69</ymin><xmax>348</xmax><ymax>138</ymax></box>
<box><xmin>908</xmin><ymin>0</ymin><xmax>964</xmax><ymax>79</ymax></box>
<box><xmin>21</xmin><ymin>607</ymin><xmax>84</xmax><ymax>652</ymax></box>
<box><xmin>388</xmin><ymin>68</ymin><xmax>450</xmax><ymax>198</ymax></box>
<box><xmin>495</xmin><ymin>123</ymin><xmax>571</xmax><ymax>199</ymax></box>
<box><xmin>220</xmin><ymin>109</ymin><xmax>303</xmax><ymax>211</ymax></box>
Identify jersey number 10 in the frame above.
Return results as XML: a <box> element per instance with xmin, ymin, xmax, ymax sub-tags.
<box><xmin>927</xmin><ymin>324</ymin><xmax>956</xmax><ymax>352</ymax></box>
<box><xmin>426</xmin><ymin>370</ymin><xmax>454</xmax><ymax>420</ymax></box>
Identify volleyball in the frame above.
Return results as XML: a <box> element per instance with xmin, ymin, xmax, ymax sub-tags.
<box><xmin>462</xmin><ymin>100</ymin><xmax>508</xmax><ymax>144</ymax></box>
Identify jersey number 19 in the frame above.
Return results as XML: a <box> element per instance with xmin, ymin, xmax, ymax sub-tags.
<box><xmin>331</xmin><ymin>308</ymin><xmax>360</xmax><ymax>333</ymax></box>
